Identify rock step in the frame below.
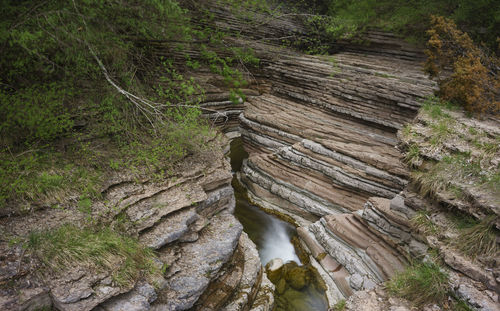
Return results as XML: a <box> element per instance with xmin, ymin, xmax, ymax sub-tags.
<box><xmin>139</xmin><ymin>207</ymin><xmax>199</xmax><ymax>249</ymax></box>
<box><xmin>152</xmin><ymin>211</ymin><xmax>243</xmax><ymax>310</ymax></box>
<box><xmin>306</xmin><ymin>212</ymin><xmax>408</xmax><ymax>293</ymax></box>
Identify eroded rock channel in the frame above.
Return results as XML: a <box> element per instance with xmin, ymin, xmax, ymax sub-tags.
<box><xmin>229</xmin><ymin>137</ymin><xmax>328</xmax><ymax>311</ymax></box>
<box><xmin>1</xmin><ymin>1</ymin><xmax>498</xmax><ymax>310</ymax></box>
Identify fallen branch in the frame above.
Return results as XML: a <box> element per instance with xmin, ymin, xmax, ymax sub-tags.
<box><xmin>70</xmin><ymin>0</ymin><xmax>228</xmax><ymax>129</ymax></box>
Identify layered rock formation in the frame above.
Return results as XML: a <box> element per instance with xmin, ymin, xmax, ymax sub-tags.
<box><xmin>342</xmin><ymin>191</ymin><xmax>500</xmax><ymax>311</ymax></box>
<box><xmin>198</xmin><ymin>5</ymin><xmax>499</xmax><ymax>309</ymax></box>
<box><xmin>0</xmin><ymin>138</ymin><xmax>274</xmax><ymax>311</ymax></box>
<box><xmin>238</xmin><ymin>46</ymin><xmax>436</xmax><ymax>223</ymax></box>
<box><xmin>2</xmin><ymin>1</ymin><xmax>497</xmax><ymax>310</ymax></box>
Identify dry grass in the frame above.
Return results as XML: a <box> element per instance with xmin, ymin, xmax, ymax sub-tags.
<box><xmin>411</xmin><ymin>169</ymin><xmax>449</xmax><ymax>198</ymax></box>
<box><xmin>410</xmin><ymin>210</ymin><xmax>438</xmax><ymax>235</ymax></box>
<box><xmin>386</xmin><ymin>261</ymin><xmax>449</xmax><ymax>307</ymax></box>
<box><xmin>27</xmin><ymin>224</ymin><xmax>161</xmax><ymax>287</ymax></box>
<box><xmin>453</xmin><ymin>215</ymin><xmax>498</xmax><ymax>259</ymax></box>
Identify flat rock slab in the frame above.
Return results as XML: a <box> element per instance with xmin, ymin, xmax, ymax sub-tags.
<box><xmin>152</xmin><ymin>211</ymin><xmax>243</xmax><ymax>310</ymax></box>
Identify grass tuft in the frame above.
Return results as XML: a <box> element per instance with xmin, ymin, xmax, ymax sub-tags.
<box><xmin>411</xmin><ymin>169</ymin><xmax>448</xmax><ymax>198</ymax></box>
<box><xmin>410</xmin><ymin>210</ymin><xmax>437</xmax><ymax>235</ymax></box>
<box><xmin>386</xmin><ymin>262</ymin><xmax>449</xmax><ymax>307</ymax></box>
<box><xmin>453</xmin><ymin>215</ymin><xmax>498</xmax><ymax>259</ymax></box>
<box><xmin>27</xmin><ymin>224</ymin><xmax>160</xmax><ymax>287</ymax></box>
<box><xmin>404</xmin><ymin>144</ymin><xmax>421</xmax><ymax>168</ymax></box>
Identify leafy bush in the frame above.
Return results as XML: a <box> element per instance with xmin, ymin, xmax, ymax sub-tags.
<box><xmin>0</xmin><ymin>150</ymin><xmax>102</xmax><ymax>210</ymax></box>
<box><xmin>0</xmin><ymin>84</ymin><xmax>74</xmax><ymax>147</ymax></box>
<box><xmin>424</xmin><ymin>16</ymin><xmax>500</xmax><ymax>114</ymax></box>
<box><xmin>0</xmin><ymin>1</ymin><xmax>218</xmax><ymax>210</ymax></box>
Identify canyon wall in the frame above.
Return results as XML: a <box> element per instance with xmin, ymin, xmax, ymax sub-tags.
<box><xmin>194</xmin><ymin>3</ymin><xmax>499</xmax><ymax>309</ymax></box>
<box><xmin>1</xmin><ymin>1</ymin><xmax>498</xmax><ymax>310</ymax></box>
<box><xmin>0</xmin><ymin>138</ymin><xmax>274</xmax><ymax>311</ymax></box>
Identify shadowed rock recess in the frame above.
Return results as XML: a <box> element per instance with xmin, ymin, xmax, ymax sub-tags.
<box><xmin>1</xmin><ymin>1</ymin><xmax>498</xmax><ymax>311</ymax></box>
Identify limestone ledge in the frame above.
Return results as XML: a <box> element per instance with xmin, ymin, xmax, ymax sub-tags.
<box><xmin>0</xmin><ymin>141</ymin><xmax>269</xmax><ymax>311</ymax></box>
<box><xmin>295</xmin><ymin>192</ymin><xmax>499</xmax><ymax>309</ymax></box>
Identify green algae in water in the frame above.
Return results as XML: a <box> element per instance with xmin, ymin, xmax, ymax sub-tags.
<box><xmin>229</xmin><ymin>137</ymin><xmax>328</xmax><ymax>311</ymax></box>
<box><xmin>269</xmin><ymin>261</ymin><xmax>328</xmax><ymax>311</ymax></box>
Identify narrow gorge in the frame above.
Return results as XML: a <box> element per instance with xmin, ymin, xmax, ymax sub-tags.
<box><xmin>1</xmin><ymin>1</ymin><xmax>499</xmax><ymax>311</ymax></box>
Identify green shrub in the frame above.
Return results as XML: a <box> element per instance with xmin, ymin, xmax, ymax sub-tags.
<box><xmin>0</xmin><ymin>150</ymin><xmax>103</xmax><ymax>209</ymax></box>
<box><xmin>0</xmin><ymin>84</ymin><xmax>74</xmax><ymax>147</ymax></box>
<box><xmin>319</xmin><ymin>0</ymin><xmax>499</xmax><ymax>49</ymax></box>
<box><xmin>0</xmin><ymin>0</ymin><xmax>223</xmax><ymax>211</ymax></box>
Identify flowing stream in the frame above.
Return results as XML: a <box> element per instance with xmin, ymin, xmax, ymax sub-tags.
<box><xmin>229</xmin><ymin>137</ymin><xmax>328</xmax><ymax>311</ymax></box>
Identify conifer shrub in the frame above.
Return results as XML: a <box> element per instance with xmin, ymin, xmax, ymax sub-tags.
<box><xmin>424</xmin><ymin>16</ymin><xmax>500</xmax><ymax>114</ymax></box>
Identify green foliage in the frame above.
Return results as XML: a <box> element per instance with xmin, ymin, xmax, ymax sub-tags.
<box><xmin>0</xmin><ymin>84</ymin><xmax>74</xmax><ymax>146</ymax></box>
<box><xmin>0</xmin><ymin>0</ymin><xmax>218</xmax><ymax>211</ymax></box>
<box><xmin>315</xmin><ymin>0</ymin><xmax>499</xmax><ymax>49</ymax></box>
<box><xmin>0</xmin><ymin>150</ymin><xmax>102</xmax><ymax>210</ymax></box>
<box><xmin>230</xmin><ymin>47</ymin><xmax>260</xmax><ymax>66</ymax></box>
<box><xmin>125</xmin><ymin>111</ymin><xmax>211</xmax><ymax>174</ymax></box>
<box><xmin>26</xmin><ymin>224</ymin><xmax>160</xmax><ymax>287</ymax></box>
<box><xmin>421</xmin><ymin>96</ymin><xmax>454</xmax><ymax>119</ymax></box>
<box><xmin>387</xmin><ymin>261</ymin><xmax>449</xmax><ymax>307</ymax></box>
<box><xmin>197</xmin><ymin>42</ymin><xmax>259</xmax><ymax>103</ymax></box>
<box><xmin>200</xmin><ymin>44</ymin><xmax>249</xmax><ymax>90</ymax></box>
<box><xmin>332</xmin><ymin>299</ymin><xmax>346</xmax><ymax>311</ymax></box>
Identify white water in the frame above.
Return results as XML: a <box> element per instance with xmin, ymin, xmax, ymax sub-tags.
<box><xmin>234</xmin><ymin>197</ymin><xmax>301</xmax><ymax>266</ymax></box>
<box><xmin>259</xmin><ymin>216</ymin><xmax>301</xmax><ymax>265</ymax></box>
<box><xmin>230</xmin><ymin>138</ymin><xmax>301</xmax><ymax>266</ymax></box>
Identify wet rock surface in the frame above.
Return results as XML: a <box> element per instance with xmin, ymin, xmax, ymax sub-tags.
<box><xmin>264</xmin><ymin>261</ymin><xmax>328</xmax><ymax>311</ymax></box>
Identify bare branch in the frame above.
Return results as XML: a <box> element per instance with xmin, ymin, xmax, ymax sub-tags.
<box><xmin>68</xmin><ymin>0</ymin><xmax>228</xmax><ymax>129</ymax></box>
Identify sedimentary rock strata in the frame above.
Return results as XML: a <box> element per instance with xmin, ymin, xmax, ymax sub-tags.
<box><xmin>236</xmin><ymin>37</ymin><xmax>437</xmax><ymax>229</ymax></box>
<box><xmin>0</xmin><ymin>139</ymin><xmax>273</xmax><ymax>311</ymax></box>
